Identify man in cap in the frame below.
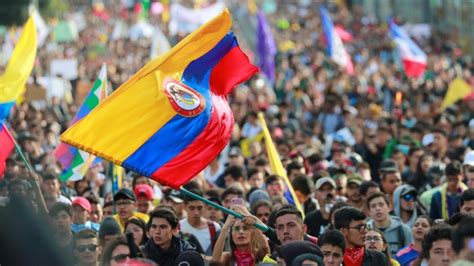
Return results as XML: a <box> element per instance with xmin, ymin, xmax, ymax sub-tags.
<box><xmin>166</xmin><ymin>189</ymin><xmax>187</xmax><ymax>220</ymax></box>
<box><xmin>112</xmin><ymin>188</ymin><xmax>149</xmax><ymax>232</ymax></box>
<box><xmin>304</xmin><ymin>177</ymin><xmax>336</xmax><ymax>237</ymax></box>
<box><xmin>379</xmin><ymin>159</ymin><xmax>402</xmax><ymax>206</ymax></box>
<box><xmin>392</xmin><ymin>184</ymin><xmax>423</xmax><ymax>227</ymax></box>
<box><xmin>134</xmin><ymin>184</ymin><xmax>154</xmax><ymax>214</ymax></box>
<box><xmin>463</xmin><ymin>150</ymin><xmax>474</xmax><ymax>189</ymax></box>
<box><xmin>346</xmin><ymin>175</ymin><xmax>363</xmax><ymax>209</ymax></box>
<box><xmin>71</xmin><ymin>196</ymin><xmax>100</xmax><ymax>233</ymax></box>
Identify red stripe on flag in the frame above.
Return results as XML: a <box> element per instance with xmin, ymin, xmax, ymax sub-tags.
<box><xmin>0</xmin><ymin>124</ymin><xmax>15</xmax><ymax>176</ymax></box>
<box><xmin>210</xmin><ymin>46</ymin><xmax>259</xmax><ymax>96</ymax></box>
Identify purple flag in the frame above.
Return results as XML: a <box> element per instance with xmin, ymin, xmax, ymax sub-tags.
<box><xmin>256</xmin><ymin>11</ymin><xmax>276</xmax><ymax>83</ymax></box>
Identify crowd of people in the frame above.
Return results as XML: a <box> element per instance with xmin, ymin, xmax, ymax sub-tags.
<box><xmin>1</xmin><ymin>0</ymin><xmax>474</xmax><ymax>265</ymax></box>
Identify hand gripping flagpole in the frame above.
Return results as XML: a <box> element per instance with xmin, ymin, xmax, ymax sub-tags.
<box><xmin>180</xmin><ymin>187</ymin><xmax>269</xmax><ymax>232</ymax></box>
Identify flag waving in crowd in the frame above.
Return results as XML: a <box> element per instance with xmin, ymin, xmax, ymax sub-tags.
<box><xmin>0</xmin><ymin>16</ymin><xmax>37</xmax><ymax>122</ymax></box>
<box><xmin>53</xmin><ymin>64</ymin><xmax>108</xmax><ymax>181</ymax></box>
<box><xmin>61</xmin><ymin>9</ymin><xmax>258</xmax><ymax>189</ymax></box>
<box><xmin>0</xmin><ymin>124</ymin><xmax>14</xmax><ymax>176</ymax></box>
<box><xmin>320</xmin><ymin>6</ymin><xmax>354</xmax><ymax>75</ymax></box>
<box><xmin>389</xmin><ymin>19</ymin><xmax>427</xmax><ymax>78</ymax></box>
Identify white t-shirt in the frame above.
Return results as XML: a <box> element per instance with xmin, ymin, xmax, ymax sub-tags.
<box><xmin>179</xmin><ymin>218</ymin><xmax>221</xmax><ymax>255</ymax></box>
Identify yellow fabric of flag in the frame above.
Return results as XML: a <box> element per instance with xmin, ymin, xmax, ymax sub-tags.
<box><xmin>441</xmin><ymin>78</ymin><xmax>472</xmax><ymax>110</ymax></box>
<box><xmin>257</xmin><ymin>112</ymin><xmax>304</xmax><ymax>216</ymax></box>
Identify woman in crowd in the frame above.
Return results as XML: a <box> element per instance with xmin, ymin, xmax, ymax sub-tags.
<box><xmin>125</xmin><ymin>217</ymin><xmax>148</xmax><ymax>247</ymax></box>
<box><xmin>365</xmin><ymin>228</ymin><xmax>400</xmax><ymax>266</ymax></box>
<box><xmin>394</xmin><ymin>215</ymin><xmax>434</xmax><ymax>266</ymax></box>
<box><xmin>211</xmin><ymin>207</ymin><xmax>270</xmax><ymax>265</ymax></box>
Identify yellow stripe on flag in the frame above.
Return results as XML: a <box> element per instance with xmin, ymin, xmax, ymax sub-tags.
<box><xmin>0</xmin><ymin>16</ymin><xmax>37</xmax><ymax>102</ymax></box>
<box><xmin>257</xmin><ymin>112</ymin><xmax>304</xmax><ymax>216</ymax></box>
<box><xmin>441</xmin><ymin>78</ymin><xmax>472</xmax><ymax>110</ymax></box>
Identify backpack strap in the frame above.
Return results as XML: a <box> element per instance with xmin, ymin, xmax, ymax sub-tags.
<box><xmin>207</xmin><ymin>220</ymin><xmax>217</xmax><ymax>250</ymax></box>
<box><xmin>397</xmin><ymin>225</ymin><xmax>406</xmax><ymax>251</ymax></box>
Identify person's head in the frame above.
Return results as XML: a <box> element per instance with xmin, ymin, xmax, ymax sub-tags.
<box><xmin>328</xmin><ymin>201</ymin><xmax>350</xmax><ymax>227</ymax></box>
<box><xmin>230</xmin><ymin>219</ymin><xmax>253</xmax><ymax>247</ymax></box>
<box><xmin>222</xmin><ymin>165</ymin><xmax>247</xmax><ymax>186</ymax></box>
<box><xmin>203</xmin><ymin>196</ymin><xmax>223</xmax><ymax>223</ymax></box>
<box><xmin>251</xmin><ymin>200</ymin><xmax>272</xmax><ymax>225</ymax></box>
<box><xmin>287</xmin><ymin>161</ymin><xmax>306</xmax><ymax>181</ymax></box>
<box><xmin>42</xmin><ymin>172</ymin><xmax>61</xmax><ymax>198</ymax></box>
<box><xmin>334</xmin><ymin>174</ymin><xmax>347</xmax><ymax>196</ymax></box>
<box><xmin>100</xmin><ymin>235</ymin><xmax>131</xmax><ymax>266</ymax></box>
<box><xmin>114</xmin><ymin>188</ymin><xmax>137</xmax><ymax>221</ymax></box>
<box><xmin>221</xmin><ymin>186</ymin><xmax>244</xmax><ymax>209</ymax></box>
<box><xmin>49</xmin><ymin>202</ymin><xmax>73</xmax><ymax>234</ymax></box>
<box><xmin>74</xmin><ymin>229</ymin><xmax>100</xmax><ymax>266</ymax></box>
<box><xmin>103</xmin><ymin>201</ymin><xmax>114</xmax><ymax>217</ymax></box>
<box><xmin>398</xmin><ymin>185</ymin><xmax>417</xmax><ymax>214</ymax></box>
<box><xmin>276</xmin><ymin>240</ymin><xmax>323</xmax><ymax>266</ymax></box>
<box><xmin>166</xmin><ymin>190</ymin><xmax>185</xmax><ymax>216</ymax></box>
<box><xmin>134</xmin><ymin>184</ymin><xmax>154</xmax><ymax>214</ymax></box>
<box><xmin>432</xmin><ymin>129</ymin><xmax>448</xmax><ymax>153</ymax></box>
<box><xmin>391</xmin><ymin>149</ymin><xmax>406</xmax><ymax>171</ymax></box>
<box><xmin>132</xmin><ymin>174</ymin><xmax>151</xmax><ymax>189</ymax></box>
<box><xmin>125</xmin><ymin>217</ymin><xmax>148</xmax><ymax>246</ymax></box>
<box><xmin>334</xmin><ymin>207</ymin><xmax>367</xmax><ymax>248</ymax></box>
<box><xmin>183</xmin><ymin>188</ymin><xmax>205</xmax><ymax>224</ymax></box>
<box><xmin>346</xmin><ymin>175</ymin><xmax>362</xmax><ymax>203</ymax></box>
<box><xmin>359</xmin><ymin>181</ymin><xmax>380</xmax><ymax>204</ymax></box>
<box><xmin>367</xmin><ymin>192</ymin><xmax>391</xmax><ymax>224</ymax></box>
<box><xmin>99</xmin><ymin>217</ymin><xmax>121</xmax><ymax>247</ymax></box>
<box><xmin>86</xmin><ymin>195</ymin><xmax>103</xmax><ymax>223</ymax></box>
<box><xmin>465</xmin><ymin>164</ymin><xmax>474</xmax><ymax>189</ymax></box>
<box><xmin>314</xmin><ymin>177</ymin><xmax>336</xmax><ymax>210</ymax></box>
<box><xmin>364</xmin><ymin>228</ymin><xmax>391</xmax><ymax>260</ymax></box>
<box><xmin>147</xmin><ymin>208</ymin><xmax>179</xmax><ymax>250</ymax></box>
<box><xmin>445</xmin><ymin>161</ymin><xmax>463</xmax><ymax>192</ymax></box>
<box><xmin>72</xmin><ymin>197</ymin><xmax>91</xmax><ymax>224</ymax></box>
<box><xmin>460</xmin><ymin>189</ymin><xmax>474</xmax><ymax>215</ymax></box>
<box><xmin>266</xmin><ymin>175</ymin><xmax>285</xmax><ymax>198</ymax></box>
<box><xmin>422</xmin><ymin>225</ymin><xmax>454</xmax><ymax>266</ymax></box>
<box><xmin>292</xmin><ymin>175</ymin><xmax>313</xmax><ymax>204</ymax></box>
<box><xmin>452</xmin><ymin>217</ymin><xmax>474</xmax><ymax>261</ymax></box>
<box><xmin>381</xmin><ymin>171</ymin><xmax>401</xmax><ymax>196</ymax></box>
<box><xmin>318</xmin><ymin>230</ymin><xmax>345</xmax><ymax>266</ymax></box>
<box><xmin>412</xmin><ymin>215</ymin><xmax>434</xmax><ymax>242</ymax></box>
<box><xmin>7</xmin><ymin>178</ymin><xmax>30</xmax><ymax>200</ymax></box>
<box><xmin>274</xmin><ymin>207</ymin><xmax>307</xmax><ymax>244</ymax></box>
<box><xmin>228</xmin><ymin>147</ymin><xmax>245</xmax><ymax>166</ymax></box>
<box><xmin>248</xmin><ymin>168</ymin><xmax>265</xmax><ymax>189</ymax></box>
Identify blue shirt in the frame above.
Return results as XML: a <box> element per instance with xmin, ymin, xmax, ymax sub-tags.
<box><xmin>71</xmin><ymin>221</ymin><xmax>100</xmax><ymax>233</ymax></box>
<box><xmin>394</xmin><ymin>243</ymin><xmax>420</xmax><ymax>266</ymax></box>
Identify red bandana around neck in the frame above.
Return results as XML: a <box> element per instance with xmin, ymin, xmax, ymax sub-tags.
<box><xmin>233</xmin><ymin>249</ymin><xmax>255</xmax><ymax>266</ymax></box>
<box><xmin>344</xmin><ymin>246</ymin><xmax>365</xmax><ymax>266</ymax></box>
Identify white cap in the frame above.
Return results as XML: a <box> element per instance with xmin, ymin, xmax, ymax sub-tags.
<box><xmin>422</xmin><ymin>134</ymin><xmax>434</xmax><ymax>146</ymax></box>
<box><xmin>463</xmin><ymin>150</ymin><xmax>474</xmax><ymax>166</ymax></box>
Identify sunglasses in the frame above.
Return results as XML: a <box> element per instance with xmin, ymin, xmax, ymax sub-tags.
<box><xmin>402</xmin><ymin>193</ymin><xmax>416</xmax><ymax>201</ymax></box>
<box><xmin>76</xmin><ymin>244</ymin><xmax>97</xmax><ymax>253</ymax></box>
<box><xmin>112</xmin><ymin>253</ymin><xmax>130</xmax><ymax>262</ymax></box>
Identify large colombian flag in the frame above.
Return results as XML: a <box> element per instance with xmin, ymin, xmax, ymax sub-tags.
<box><xmin>61</xmin><ymin>9</ymin><xmax>258</xmax><ymax>189</ymax></box>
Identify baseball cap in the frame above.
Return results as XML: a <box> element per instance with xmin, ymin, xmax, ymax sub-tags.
<box><xmin>113</xmin><ymin>188</ymin><xmax>137</xmax><ymax>202</ymax></box>
<box><xmin>347</xmin><ymin>175</ymin><xmax>363</xmax><ymax>186</ymax></box>
<box><xmin>168</xmin><ymin>190</ymin><xmax>184</xmax><ymax>203</ymax></box>
<box><xmin>422</xmin><ymin>134</ymin><xmax>434</xmax><ymax>146</ymax></box>
<box><xmin>463</xmin><ymin>150</ymin><xmax>474</xmax><ymax>166</ymax></box>
<box><xmin>229</xmin><ymin>147</ymin><xmax>242</xmax><ymax>157</ymax></box>
<box><xmin>379</xmin><ymin>159</ymin><xmax>398</xmax><ymax>173</ymax></box>
<box><xmin>134</xmin><ymin>184</ymin><xmax>154</xmax><ymax>201</ymax></box>
<box><xmin>72</xmin><ymin>197</ymin><xmax>91</xmax><ymax>213</ymax></box>
<box><xmin>400</xmin><ymin>185</ymin><xmax>416</xmax><ymax>196</ymax></box>
<box><xmin>315</xmin><ymin>177</ymin><xmax>336</xmax><ymax>190</ymax></box>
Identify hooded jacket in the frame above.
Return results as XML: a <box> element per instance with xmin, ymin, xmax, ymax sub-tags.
<box><xmin>368</xmin><ymin>216</ymin><xmax>413</xmax><ymax>257</ymax></box>
<box><xmin>142</xmin><ymin>236</ymin><xmax>196</xmax><ymax>266</ymax></box>
<box><xmin>392</xmin><ymin>185</ymin><xmax>417</xmax><ymax>227</ymax></box>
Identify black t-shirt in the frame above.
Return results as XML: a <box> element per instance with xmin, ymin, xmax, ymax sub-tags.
<box><xmin>304</xmin><ymin>210</ymin><xmax>330</xmax><ymax>238</ymax></box>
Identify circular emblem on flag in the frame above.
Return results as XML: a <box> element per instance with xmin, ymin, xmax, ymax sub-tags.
<box><xmin>163</xmin><ymin>78</ymin><xmax>205</xmax><ymax>117</ymax></box>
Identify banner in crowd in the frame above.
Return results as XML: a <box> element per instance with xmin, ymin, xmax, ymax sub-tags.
<box><xmin>60</xmin><ymin>10</ymin><xmax>258</xmax><ymax>189</ymax></box>
<box><xmin>320</xmin><ymin>7</ymin><xmax>354</xmax><ymax>75</ymax></box>
<box><xmin>0</xmin><ymin>123</ymin><xmax>14</xmax><ymax>176</ymax></box>
<box><xmin>54</xmin><ymin>64</ymin><xmax>108</xmax><ymax>181</ymax></box>
<box><xmin>168</xmin><ymin>2</ymin><xmax>225</xmax><ymax>36</ymax></box>
<box><xmin>389</xmin><ymin>19</ymin><xmax>427</xmax><ymax>78</ymax></box>
<box><xmin>256</xmin><ymin>11</ymin><xmax>277</xmax><ymax>84</ymax></box>
<box><xmin>257</xmin><ymin>112</ymin><xmax>304</xmax><ymax>216</ymax></box>
<box><xmin>0</xmin><ymin>15</ymin><xmax>37</xmax><ymax>123</ymax></box>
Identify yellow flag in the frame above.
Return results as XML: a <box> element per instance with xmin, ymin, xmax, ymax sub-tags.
<box><xmin>257</xmin><ymin>112</ymin><xmax>304</xmax><ymax>216</ymax></box>
<box><xmin>0</xmin><ymin>16</ymin><xmax>37</xmax><ymax>104</ymax></box>
<box><xmin>441</xmin><ymin>78</ymin><xmax>472</xmax><ymax>110</ymax></box>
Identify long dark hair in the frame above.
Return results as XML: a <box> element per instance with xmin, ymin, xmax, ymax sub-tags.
<box><xmin>366</xmin><ymin>228</ymin><xmax>392</xmax><ymax>261</ymax></box>
<box><xmin>124</xmin><ymin>217</ymin><xmax>148</xmax><ymax>245</ymax></box>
